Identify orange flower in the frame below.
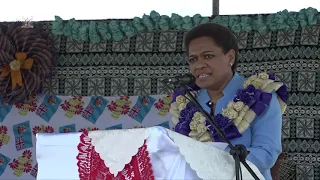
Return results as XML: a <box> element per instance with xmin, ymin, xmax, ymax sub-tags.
<box><xmin>0</xmin><ymin>52</ymin><xmax>33</xmax><ymax>89</ymax></box>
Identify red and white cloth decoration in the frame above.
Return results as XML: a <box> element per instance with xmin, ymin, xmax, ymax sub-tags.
<box><xmin>36</xmin><ymin>127</ymin><xmax>265</xmax><ymax>180</ymax></box>
<box><xmin>77</xmin><ymin>131</ymin><xmax>154</xmax><ymax>180</ymax></box>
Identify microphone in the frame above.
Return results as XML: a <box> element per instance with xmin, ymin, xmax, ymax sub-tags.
<box><xmin>162</xmin><ymin>74</ymin><xmax>195</xmax><ymax>85</ymax></box>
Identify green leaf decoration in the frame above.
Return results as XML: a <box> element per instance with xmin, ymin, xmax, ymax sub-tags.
<box><xmin>52</xmin><ymin>7</ymin><xmax>320</xmax><ymax>43</ymax></box>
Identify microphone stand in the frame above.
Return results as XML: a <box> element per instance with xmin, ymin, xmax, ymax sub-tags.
<box><xmin>181</xmin><ymin>85</ymin><xmax>260</xmax><ymax>180</ymax></box>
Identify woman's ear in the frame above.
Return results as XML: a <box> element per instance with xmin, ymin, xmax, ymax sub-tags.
<box><xmin>227</xmin><ymin>49</ymin><xmax>236</xmax><ymax>65</ymax></box>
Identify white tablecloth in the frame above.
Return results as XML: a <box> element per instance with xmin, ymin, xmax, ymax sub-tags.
<box><xmin>36</xmin><ymin>126</ymin><xmax>264</xmax><ymax>180</ymax></box>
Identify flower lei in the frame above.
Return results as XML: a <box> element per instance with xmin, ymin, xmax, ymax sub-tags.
<box><xmin>169</xmin><ymin>72</ymin><xmax>289</xmax><ymax>142</ymax></box>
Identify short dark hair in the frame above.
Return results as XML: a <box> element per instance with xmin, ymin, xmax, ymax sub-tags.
<box><xmin>184</xmin><ymin>23</ymin><xmax>239</xmax><ymax>72</ymax></box>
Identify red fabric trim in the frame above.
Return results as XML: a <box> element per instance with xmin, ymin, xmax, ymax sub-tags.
<box><xmin>77</xmin><ymin>131</ymin><xmax>154</xmax><ymax>180</ymax></box>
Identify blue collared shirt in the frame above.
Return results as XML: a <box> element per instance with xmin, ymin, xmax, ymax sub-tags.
<box><xmin>197</xmin><ymin>73</ymin><xmax>282</xmax><ymax>180</ymax></box>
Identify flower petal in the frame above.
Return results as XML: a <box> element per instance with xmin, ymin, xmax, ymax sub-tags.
<box><xmin>15</xmin><ymin>52</ymin><xmax>27</xmax><ymax>61</ymax></box>
<box><xmin>0</xmin><ymin>66</ymin><xmax>10</xmax><ymax>77</ymax></box>
<box><xmin>22</xmin><ymin>58</ymin><xmax>33</xmax><ymax>69</ymax></box>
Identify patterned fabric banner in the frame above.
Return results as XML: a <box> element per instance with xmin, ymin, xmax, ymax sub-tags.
<box><xmin>0</xmin><ymin>94</ymin><xmax>173</xmax><ymax>180</ymax></box>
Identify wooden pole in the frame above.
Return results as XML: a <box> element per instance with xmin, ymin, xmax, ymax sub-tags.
<box><xmin>212</xmin><ymin>0</ymin><xmax>219</xmax><ymax>15</ymax></box>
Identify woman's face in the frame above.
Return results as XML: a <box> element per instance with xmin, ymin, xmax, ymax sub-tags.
<box><xmin>188</xmin><ymin>36</ymin><xmax>235</xmax><ymax>90</ymax></box>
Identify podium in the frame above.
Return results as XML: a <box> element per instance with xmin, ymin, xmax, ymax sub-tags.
<box><xmin>36</xmin><ymin>126</ymin><xmax>264</xmax><ymax>180</ymax></box>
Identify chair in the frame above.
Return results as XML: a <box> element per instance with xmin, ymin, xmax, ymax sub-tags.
<box><xmin>271</xmin><ymin>152</ymin><xmax>284</xmax><ymax>180</ymax></box>
<box><xmin>270</xmin><ymin>140</ymin><xmax>295</xmax><ymax>180</ymax></box>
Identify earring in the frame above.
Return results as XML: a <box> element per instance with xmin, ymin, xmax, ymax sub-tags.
<box><xmin>230</xmin><ymin>62</ymin><xmax>233</xmax><ymax>66</ymax></box>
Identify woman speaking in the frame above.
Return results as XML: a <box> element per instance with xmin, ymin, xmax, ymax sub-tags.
<box><xmin>170</xmin><ymin>23</ymin><xmax>288</xmax><ymax>180</ymax></box>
